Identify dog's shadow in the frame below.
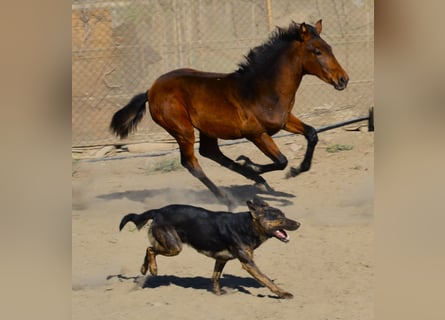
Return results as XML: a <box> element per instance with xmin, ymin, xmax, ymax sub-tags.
<box><xmin>97</xmin><ymin>184</ymin><xmax>295</xmax><ymax>208</ymax></box>
<box><xmin>107</xmin><ymin>273</ymin><xmax>279</xmax><ymax>297</ymax></box>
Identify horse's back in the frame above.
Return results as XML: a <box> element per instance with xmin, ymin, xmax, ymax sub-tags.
<box><xmin>148</xmin><ymin>68</ymin><xmax>251</xmax><ymax>139</ymax></box>
<box><xmin>153</xmin><ymin>68</ymin><xmax>227</xmax><ymax>83</ymax></box>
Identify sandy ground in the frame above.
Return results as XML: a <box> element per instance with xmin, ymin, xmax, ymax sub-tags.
<box><xmin>72</xmin><ymin>128</ymin><xmax>373</xmax><ymax>320</ymax></box>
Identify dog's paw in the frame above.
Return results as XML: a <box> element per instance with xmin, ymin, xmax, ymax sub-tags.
<box><xmin>216</xmin><ymin>289</ymin><xmax>228</xmax><ymax>296</ymax></box>
<box><xmin>212</xmin><ymin>287</ymin><xmax>227</xmax><ymax>296</ymax></box>
<box><xmin>140</xmin><ymin>264</ymin><xmax>148</xmax><ymax>275</ymax></box>
<box><xmin>278</xmin><ymin>291</ymin><xmax>294</xmax><ymax>299</ymax></box>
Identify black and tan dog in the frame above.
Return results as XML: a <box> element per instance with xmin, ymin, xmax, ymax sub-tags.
<box><xmin>119</xmin><ymin>198</ymin><xmax>300</xmax><ymax>298</ymax></box>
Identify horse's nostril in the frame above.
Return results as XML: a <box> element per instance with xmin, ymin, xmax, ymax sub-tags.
<box><xmin>339</xmin><ymin>76</ymin><xmax>348</xmax><ymax>86</ymax></box>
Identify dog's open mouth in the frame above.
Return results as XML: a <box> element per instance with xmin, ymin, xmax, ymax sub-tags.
<box><xmin>273</xmin><ymin>229</ymin><xmax>290</xmax><ymax>242</ymax></box>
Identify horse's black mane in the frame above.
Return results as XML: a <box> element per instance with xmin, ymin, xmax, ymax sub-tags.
<box><xmin>235</xmin><ymin>21</ymin><xmax>318</xmax><ymax>77</ymax></box>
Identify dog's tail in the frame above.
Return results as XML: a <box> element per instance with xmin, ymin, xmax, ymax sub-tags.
<box><xmin>110</xmin><ymin>91</ymin><xmax>148</xmax><ymax>139</ymax></box>
<box><xmin>119</xmin><ymin>210</ymin><xmax>154</xmax><ymax>231</ymax></box>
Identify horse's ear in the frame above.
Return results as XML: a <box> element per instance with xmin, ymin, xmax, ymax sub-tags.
<box><xmin>299</xmin><ymin>22</ymin><xmax>310</xmax><ymax>41</ymax></box>
<box><xmin>315</xmin><ymin>19</ymin><xmax>322</xmax><ymax>35</ymax></box>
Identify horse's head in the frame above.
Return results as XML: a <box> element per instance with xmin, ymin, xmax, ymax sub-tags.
<box><xmin>299</xmin><ymin>20</ymin><xmax>349</xmax><ymax>90</ymax></box>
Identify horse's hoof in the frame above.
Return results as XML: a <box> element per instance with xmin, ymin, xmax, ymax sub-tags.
<box><xmin>235</xmin><ymin>155</ymin><xmax>251</xmax><ymax>165</ymax></box>
<box><xmin>286</xmin><ymin>166</ymin><xmax>301</xmax><ymax>178</ymax></box>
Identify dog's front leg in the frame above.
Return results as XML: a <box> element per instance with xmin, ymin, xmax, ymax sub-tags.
<box><xmin>211</xmin><ymin>260</ymin><xmax>227</xmax><ymax>295</ymax></box>
<box><xmin>238</xmin><ymin>251</ymin><xmax>293</xmax><ymax>299</ymax></box>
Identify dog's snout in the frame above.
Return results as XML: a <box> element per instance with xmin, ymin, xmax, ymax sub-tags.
<box><xmin>286</xmin><ymin>219</ymin><xmax>300</xmax><ymax>230</ymax></box>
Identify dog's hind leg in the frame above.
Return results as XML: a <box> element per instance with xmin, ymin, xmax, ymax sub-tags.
<box><xmin>142</xmin><ymin>224</ymin><xmax>183</xmax><ymax>276</ymax></box>
<box><xmin>140</xmin><ymin>247</ymin><xmax>157</xmax><ymax>275</ymax></box>
<box><xmin>211</xmin><ymin>260</ymin><xmax>227</xmax><ymax>295</ymax></box>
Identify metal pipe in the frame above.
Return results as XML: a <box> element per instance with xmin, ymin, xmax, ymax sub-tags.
<box><xmin>316</xmin><ymin>106</ymin><xmax>374</xmax><ymax>133</ymax></box>
<box><xmin>316</xmin><ymin>116</ymin><xmax>369</xmax><ymax>133</ymax></box>
<box><xmin>265</xmin><ymin>0</ymin><xmax>273</xmax><ymax>32</ymax></box>
<box><xmin>80</xmin><ymin>108</ymin><xmax>374</xmax><ymax>162</ymax></box>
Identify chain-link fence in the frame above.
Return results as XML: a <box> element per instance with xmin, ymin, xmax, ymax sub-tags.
<box><xmin>72</xmin><ymin>0</ymin><xmax>373</xmax><ymax>147</ymax></box>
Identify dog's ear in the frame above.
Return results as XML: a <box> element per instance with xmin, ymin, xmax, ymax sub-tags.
<box><xmin>253</xmin><ymin>197</ymin><xmax>269</xmax><ymax>208</ymax></box>
<box><xmin>247</xmin><ymin>198</ymin><xmax>267</xmax><ymax>219</ymax></box>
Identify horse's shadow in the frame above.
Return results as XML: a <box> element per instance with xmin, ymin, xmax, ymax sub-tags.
<box><xmin>107</xmin><ymin>273</ymin><xmax>279</xmax><ymax>298</ymax></box>
<box><xmin>97</xmin><ymin>184</ymin><xmax>295</xmax><ymax>208</ymax></box>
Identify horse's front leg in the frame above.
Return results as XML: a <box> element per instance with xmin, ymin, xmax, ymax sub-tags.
<box><xmin>283</xmin><ymin>114</ymin><xmax>318</xmax><ymax>177</ymax></box>
<box><xmin>238</xmin><ymin>133</ymin><xmax>289</xmax><ymax>176</ymax></box>
<box><xmin>199</xmin><ymin>133</ymin><xmax>272</xmax><ymax>192</ymax></box>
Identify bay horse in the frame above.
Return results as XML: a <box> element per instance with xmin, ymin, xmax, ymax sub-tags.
<box><xmin>110</xmin><ymin>20</ymin><xmax>349</xmax><ymax>210</ymax></box>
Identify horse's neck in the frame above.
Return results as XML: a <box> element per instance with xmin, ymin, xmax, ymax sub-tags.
<box><xmin>276</xmin><ymin>44</ymin><xmax>305</xmax><ymax>96</ymax></box>
<box><xmin>234</xmin><ymin>43</ymin><xmax>304</xmax><ymax>110</ymax></box>
<box><xmin>256</xmin><ymin>61</ymin><xmax>304</xmax><ymax>111</ymax></box>
<box><xmin>275</xmin><ymin>65</ymin><xmax>303</xmax><ymax>96</ymax></box>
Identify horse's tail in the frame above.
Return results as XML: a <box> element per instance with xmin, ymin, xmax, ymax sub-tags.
<box><xmin>110</xmin><ymin>91</ymin><xmax>148</xmax><ymax>139</ymax></box>
<box><xmin>119</xmin><ymin>210</ymin><xmax>154</xmax><ymax>231</ymax></box>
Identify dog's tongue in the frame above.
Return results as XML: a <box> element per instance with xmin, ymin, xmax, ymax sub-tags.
<box><xmin>274</xmin><ymin>229</ymin><xmax>290</xmax><ymax>242</ymax></box>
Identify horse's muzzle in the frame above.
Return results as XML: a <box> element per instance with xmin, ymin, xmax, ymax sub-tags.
<box><xmin>334</xmin><ymin>75</ymin><xmax>349</xmax><ymax>90</ymax></box>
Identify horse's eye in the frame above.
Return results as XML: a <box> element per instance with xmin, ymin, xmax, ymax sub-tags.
<box><xmin>314</xmin><ymin>48</ymin><xmax>322</xmax><ymax>56</ymax></box>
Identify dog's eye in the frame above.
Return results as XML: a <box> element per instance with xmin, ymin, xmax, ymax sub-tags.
<box><xmin>314</xmin><ymin>48</ymin><xmax>322</xmax><ymax>56</ymax></box>
<box><xmin>267</xmin><ymin>210</ymin><xmax>284</xmax><ymax>220</ymax></box>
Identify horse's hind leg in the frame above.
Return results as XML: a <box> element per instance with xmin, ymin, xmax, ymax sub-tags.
<box><xmin>283</xmin><ymin>114</ymin><xmax>318</xmax><ymax>177</ymax></box>
<box><xmin>168</xmin><ymin>125</ymin><xmax>235</xmax><ymax>209</ymax></box>
<box><xmin>150</xmin><ymin>100</ymin><xmax>235</xmax><ymax>209</ymax></box>
<box><xmin>179</xmin><ymin>140</ymin><xmax>235</xmax><ymax>209</ymax></box>
<box><xmin>198</xmin><ymin>133</ymin><xmax>270</xmax><ymax>188</ymax></box>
